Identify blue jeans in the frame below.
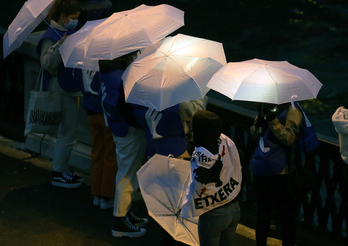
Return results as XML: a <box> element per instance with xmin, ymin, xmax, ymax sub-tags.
<box><xmin>198</xmin><ymin>201</ymin><xmax>240</xmax><ymax>246</ymax></box>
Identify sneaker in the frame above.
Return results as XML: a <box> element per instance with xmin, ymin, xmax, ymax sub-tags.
<box><xmin>52</xmin><ymin>171</ymin><xmax>82</xmax><ymax>188</ymax></box>
<box><xmin>100</xmin><ymin>197</ymin><xmax>114</xmax><ymax>209</ymax></box>
<box><xmin>93</xmin><ymin>196</ymin><xmax>101</xmax><ymax>206</ymax></box>
<box><xmin>112</xmin><ymin>216</ymin><xmax>146</xmax><ymax>238</ymax></box>
<box><xmin>66</xmin><ymin>170</ymin><xmax>84</xmax><ymax>182</ymax></box>
<box><xmin>127</xmin><ymin>211</ymin><xmax>148</xmax><ymax>228</ymax></box>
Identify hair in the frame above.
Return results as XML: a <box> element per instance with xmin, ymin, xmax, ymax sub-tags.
<box><xmin>99</xmin><ymin>51</ymin><xmax>138</xmax><ymax>73</ymax></box>
<box><xmin>47</xmin><ymin>0</ymin><xmax>82</xmax><ymax>22</ymax></box>
<box><xmin>192</xmin><ymin>110</ymin><xmax>222</xmax><ymax>150</ymax></box>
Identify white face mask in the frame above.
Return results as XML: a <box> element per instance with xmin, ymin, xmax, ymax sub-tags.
<box><xmin>64</xmin><ymin>19</ymin><xmax>78</xmax><ymax>30</ymax></box>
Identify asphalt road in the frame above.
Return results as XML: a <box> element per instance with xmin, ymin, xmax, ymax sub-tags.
<box><xmin>0</xmin><ymin>136</ymin><xmax>266</xmax><ymax>246</ymax></box>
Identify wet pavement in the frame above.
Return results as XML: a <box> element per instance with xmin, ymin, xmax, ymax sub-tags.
<box><xmin>0</xmin><ymin>136</ymin><xmax>266</xmax><ymax>246</ymax></box>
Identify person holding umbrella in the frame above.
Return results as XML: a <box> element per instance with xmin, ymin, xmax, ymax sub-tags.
<box><xmin>77</xmin><ymin>0</ymin><xmax>117</xmax><ymax>209</ymax></box>
<box><xmin>250</xmin><ymin>101</ymin><xmax>318</xmax><ymax>245</ymax></box>
<box><xmin>37</xmin><ymin>0</ymin><xmax>84</xmax><ymax>188</ymax></box>
<box><xmin>98</xmin><ymin>53</ymin><xmax>148</xmax><ymax>238</ymax></box>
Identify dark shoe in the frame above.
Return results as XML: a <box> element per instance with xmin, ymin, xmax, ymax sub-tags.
<box><xmin>127</xmin><ymin>211</ymin><xmax>149</xmax><ymax>227</ymax></box>
<box><xmin>52</xmin><ymin>171</ymin><xmax>82</xmax><ymax>188</ymax></box>
<box><xmin>112</xmin><ymin>216</ymin><xmax>146</xmax><ymax>238</ymax></box>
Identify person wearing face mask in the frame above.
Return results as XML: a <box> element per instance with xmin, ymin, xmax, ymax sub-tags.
<box><xmin>37</xmin><ymin>0</ymin><xmax>84</xmax><ymax>188</ymax></box>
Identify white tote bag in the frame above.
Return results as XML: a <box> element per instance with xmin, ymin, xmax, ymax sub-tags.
<box><xmin>24</xmin><ymin>69</ymin><xmax>61</xmax><ymax>137</ymax></box>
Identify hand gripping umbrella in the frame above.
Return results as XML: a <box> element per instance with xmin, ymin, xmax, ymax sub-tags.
<box><xmin>59</xmin><ymin>4</ymin><xmax>184</xmax><ymax>71</ymax></box>
<box><xmin>3</xmin><ymin>0</ymin><xmax>56</xmax><ymax>59</ymax></box>
<box><xmin>122</xmin><ymin>33</ymin><xmax>227</xmax><ymax>111</ymax></box>
<box><xmin>137</xmin><ymin>154</ymin><xmax>199</xmax><ymax>246</ymax></box>
<box><xmin>207</xmin><ymin>58</ymin><xmax>323</xmax><ymax>104</ymax></box>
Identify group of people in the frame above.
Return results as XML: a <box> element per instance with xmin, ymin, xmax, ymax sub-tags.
<box><xmin>36</xmin><ymin>0</ymin><xmax>348</xmax><ymax>246</ymax></box>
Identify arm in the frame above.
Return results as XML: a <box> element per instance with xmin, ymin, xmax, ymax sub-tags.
<box><xmin>39</xmin><ymin>38</ymin><xmax>62</xmax><ymax>75</ymax></box>
<box><xmin>266</xmin><ymin>105</ymin><xmax>303</xmax><ymax>146</ymax></box>
<box><xmin>178</xmin><ymin>96</ymin><xmax>208</xmax><ymax>135</ymax></box>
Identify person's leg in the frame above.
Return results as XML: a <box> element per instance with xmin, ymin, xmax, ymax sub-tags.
<box><xmin>112</xmin><ymin>126</ymin><xmax>147</xmax><ymax>238</ymax></box>
<box><xmin>89</xmin><ymin>113</ymin><xmax>106</xmax><ymax>197</ymax></box>
<box><xmin>254</xmin><ymin>174</ymin><xmax>274</xmax><ymax>246</ymax></box>
<box><xmin>52</xmin><ymin>95</ymin><xmax>79</xmax><ymax>172</ymax></box>
<box><xmin>113</xmin><ymin>126</ymin><xmax>146</xmax><ymax>217</ymax></box>
<box><xmin>220</xmin><ymin>202</ymin><xmax>241</xmax><ymax>246</ymax></box>
<box><xmin>275</xmin><ymin>174</ymin><xmax>296</xmax><ymax>246</ymax></box>
<box><xmin>198</xmin><ymin>202</ymin><xmax>239</xmax><ymax>246</ymax></box>
<box><xmin>51</xmin><ymin>95</ymin><xmax>81</xmax><ymax>188</ymax></box>
<box><xmin>100</xmin><ymin>119</ymin><xmax>117</xmax><ymax>198</ymax></box>
<box><xmin>98</xmin><ymin>119</ymin><xmax>118</xmax><ymax>209</ymax></box>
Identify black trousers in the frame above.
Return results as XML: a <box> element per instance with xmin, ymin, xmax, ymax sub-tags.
<box><xmin>254</xmin><ymin>174</ymin><xmax>296</xmax><ymax>246</ymax></box>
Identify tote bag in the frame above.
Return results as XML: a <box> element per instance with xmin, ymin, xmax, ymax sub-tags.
<box><xmin>24</xmin><ymin>69</ymin><xmax>61</xmax><ymax>137</ymax></box>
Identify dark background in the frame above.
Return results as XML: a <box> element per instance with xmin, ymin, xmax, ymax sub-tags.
<box><xmin>1</xmin><ymin>0</ymin><xmax>348</xmax><ymax>138</ymax></box>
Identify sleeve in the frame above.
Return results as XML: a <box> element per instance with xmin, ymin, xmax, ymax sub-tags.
<box><xmin>332</xmin><ymin>107</ymin><xmax>348</xmax><ymax>135</ymax></box>
<box><xmin>178</xmin><ymin>96</ymin><xmax>208</xmax><ymax>121</ymax></box>
<box><xmin>39</xmin><ymin>38</ymin><xmax>62</xmax><ymax>75</ymax></box>
<box><xmin>267</xmin><ymin>105</ymin><xmax>303</xmax><ymax>147</ymax></box>
<box><xmin>249</xmin><ymin>116</ymin><xmax>260</xmax><ymax>141</ymax></box>
<box><xmin>178</xmin><ymin>96</ymin><xmax>208</xmax><ymax>135</ymax></box>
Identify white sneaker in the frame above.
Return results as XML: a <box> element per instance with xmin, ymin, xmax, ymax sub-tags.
<box><xmin>100</xmin><ymin>197</ymin><xmax>114</xmax><ymax>209</ymax></box>
<box><xmin>93</xmin><ymin>196</ymin><xmax>101</xmax><ymax>206</ymax></box>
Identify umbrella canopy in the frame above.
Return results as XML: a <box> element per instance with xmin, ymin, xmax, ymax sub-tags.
<box><xmin>122</xmin><ymin>33</ymin><xmax>227</xmax><ymax>111</ymax></box>
<box><xmin>59</xmin><ymin>18</ymin><xmax>106</xmax><ymax>70</ymax></box>
<box><xmin>207</xmin><ymin>58</ymin><xmax>323</xmax><ymax>104</ymax></box>
<box><xmin>59</xmin><ymin>4</ymin><xmax>184</xmax><ymax>70</ymax></box>
<box><xmin>3</xmin><ymin>0</ymin><xmax>54</xmax><ymax>59</ymax></box>
<box><xmin>137</xmin><ymin>154</ymin><xmax>199</xmax><ymax>246</ymax></box>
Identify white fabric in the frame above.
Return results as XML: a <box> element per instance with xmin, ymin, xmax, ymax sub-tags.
<box><xmin>122</xmin><ymin>34</ymin><xmax>226</xmax><ymax>111</ymax></box>
<box><xmin>59</xmin><ymin>4</ymin><xmax>184</xmax><ymax>71</ymax></box>
<box><xmin>24</xmin><ymin>85</ymin><xmax>61</xmax><ymax>137</ymax></box>
<box><xmin>207</xmin><ymin>58</ymin><xmax>322</xmax><ymax>104</ymax></box>
<box><xmin>82</xmin><ymin>69</ymin><xmax>98</xmax><ymax>95</ymax></box>
<box><xmin>137</xmin><ymin>154</ymin><xmax>199</xmax><ymax>246</ymax></box>
<box><xmin>332</xmin><ymin>106</ymin><xmax>348</xmax><ymax>165</ymax></box>
<box><xmin>60</xmin><ymin>18</ymin><xmax>105</xmax><ymax>70</ymax></box>
<box><xmin>181</xmin><ymin>134</ymin><xmax>242</xmax><ymax>218</ymax></box>
<box><xmin>3</xmin><ymin>0</ymin><xmax>54</xmax><ymax>58</ymax></box>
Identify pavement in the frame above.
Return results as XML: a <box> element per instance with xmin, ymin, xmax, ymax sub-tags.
<box><xmin>0</xmin><ymin>135</ymin><xmax>284</xmax><ymax>246</ymax></box>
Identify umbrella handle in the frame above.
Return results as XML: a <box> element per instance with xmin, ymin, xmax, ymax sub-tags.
<box><xmin>40</xmin><ymin>16</ymin><xmax>63</xmax><ymax>38</ymax></box>
<box><xmin>291</xmin><ymin>95</ymin><xmax>298</xmax><ymax>110</ymax></box>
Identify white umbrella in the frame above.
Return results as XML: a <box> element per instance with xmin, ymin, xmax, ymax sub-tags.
<box><xmin>122</xmin><ymin>33</ymin><xmax>227</xmax><ymax>111</ymax></box>
<box><xmin>59</xmin><ymin>18</ymin><xmax>106</xmax><ymax>71</ymax></box>
<box><xmin>137</xmin><ymin>154</ymin><xmax>199</xmax><ymax>246</ymax></box>
<box><xmin>59</xmin><ymin>4</ymin><xmax>184</xmax><ymax>70</ymax></box>
<box><xmin>3</xmin><ymin>0</ymin><xmax>54</xmax><ymax>59</ymax></box>
<box><xmin>207</xmin><ymin>58</ymin><xmax>323</xmax><ymax>104</ymax></box>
